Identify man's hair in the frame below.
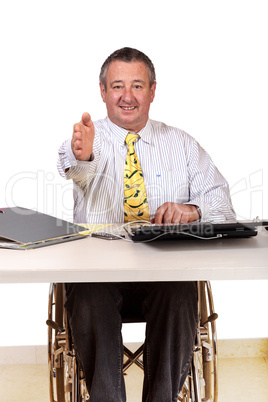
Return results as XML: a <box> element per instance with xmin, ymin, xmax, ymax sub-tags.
<box><xmin>99</xmin><ymin>47</ymin><xmax>156</xmax><ymax>90</ymax></box>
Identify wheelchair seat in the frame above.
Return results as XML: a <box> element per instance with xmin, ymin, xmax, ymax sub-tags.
<box><xmin>47</xmin><ymin>281</ymin><xmax>218</xmax><ymax>401</ymax></box>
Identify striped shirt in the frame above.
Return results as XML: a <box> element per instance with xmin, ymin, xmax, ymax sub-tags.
<box><xmin>57</xmin><ymin>117</ymin><xmax>236</xmax><ymax>223</ymax></box>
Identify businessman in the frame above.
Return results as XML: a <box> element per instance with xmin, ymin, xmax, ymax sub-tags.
<box><xmin>58</xmin><ymin>47</ymin><xmax>235</xmax><ymax>401</ymax></box>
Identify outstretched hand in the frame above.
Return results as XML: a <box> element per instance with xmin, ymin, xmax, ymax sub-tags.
<box><xmin>71</xmin><ymin>112</ymin><xmax>95</xmax><ymax>161</ymax></box>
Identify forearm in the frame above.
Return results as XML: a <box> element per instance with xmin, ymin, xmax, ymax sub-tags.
<box><xmin>187</xmin><ymin>142</ymin><xmax>236</xmax><ymax>221</ymax></box>
<box><xmin>57</xmin><ymin>139</ymin><xmax>98</xmax><ymax>183</ymax></box>
<box><xmin>187</xmin><ymin>184</ymin><xmax>236</xmax><ymax>222</ymax></box>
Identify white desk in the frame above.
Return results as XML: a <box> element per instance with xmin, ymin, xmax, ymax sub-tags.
<box><xmin>1</xmin><ymin>228</ymin><xmax>268</xmax><ymax>284</ymax></box>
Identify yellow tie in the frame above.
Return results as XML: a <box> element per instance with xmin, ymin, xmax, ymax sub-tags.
<box><xmin>124</xmin><ymin>133</ymin><xmax>149</xmax><ymax>222</ymax></box>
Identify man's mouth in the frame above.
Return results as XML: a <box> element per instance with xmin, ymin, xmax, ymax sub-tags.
<box><xmin>120</xmin><ymin>106</ymin><xmax>136</xmax><ymax>110</ymax></box>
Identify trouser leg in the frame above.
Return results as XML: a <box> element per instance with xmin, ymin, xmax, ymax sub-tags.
<box><xmin>64</xmin><ymin>281</ymin><xmax>198</xmax><ymax>402</ymax></box>
<box><xmin>142</xmin><ymin>282</ymin><xmax>198</xmax><ymax>402</ymax></box>
<box><xmin>64</xmin><ymin>283</ymin><xmax>126</xmax><ymax>402</ymax></box>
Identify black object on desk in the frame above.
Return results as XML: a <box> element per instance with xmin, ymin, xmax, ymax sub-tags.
<box><xmin>125</xmin><ymin>220</ymin><xmax>268</xmax><ymax>242</ymax></box>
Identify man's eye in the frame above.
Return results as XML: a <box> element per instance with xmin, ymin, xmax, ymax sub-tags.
<box><xmin>134</xmin><ymin>85</ymin><xmax>142</xmax><ymax>89</ymax></box>
<box><xmin>113</xmin><ymin>85</ymin><xmax>122</xmax><ymax>90</ymax></box>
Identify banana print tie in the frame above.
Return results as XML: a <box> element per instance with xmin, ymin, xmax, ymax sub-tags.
<box><xmin>124</xmin><ymin>133</ymin><xmax>149</xmax><ymax>222</ymax></box>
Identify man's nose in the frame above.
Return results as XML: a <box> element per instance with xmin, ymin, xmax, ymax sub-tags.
<box><xmin>122</xmin><ymin>87</ymin><xmax>134</xmax><ymax>103</ymax></box>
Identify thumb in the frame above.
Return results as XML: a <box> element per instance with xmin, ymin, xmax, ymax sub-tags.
<box><xmin>81</xmin><ymin>112</ymin><xmax>93</xmax><ymax>128</ymax></box>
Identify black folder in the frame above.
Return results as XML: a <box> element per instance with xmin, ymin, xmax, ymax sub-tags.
<box><xmin>0</xmin><ymin>207</ymin><xmax>88</xmax><ymax>249</ymax></box>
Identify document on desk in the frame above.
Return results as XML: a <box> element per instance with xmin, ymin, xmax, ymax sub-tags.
<box><xmin>0</xmin><ymin>207</ymin><xmax>89</xmax><ymax>250</ymax></box>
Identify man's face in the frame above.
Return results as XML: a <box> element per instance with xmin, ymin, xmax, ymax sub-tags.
<box><xmin>100</xmin><ymin>60</ymin><xmax>156</xmax><ymax>133</ymax></box>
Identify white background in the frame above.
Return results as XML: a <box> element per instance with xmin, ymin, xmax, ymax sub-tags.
<box><xmin>0</xmin><ymin>0</ymin><xmax>267</xmax><ymax>346</ymax></box>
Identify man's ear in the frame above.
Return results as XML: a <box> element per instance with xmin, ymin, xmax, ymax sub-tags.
<box><xmin>99</xmin><ymin>82</ymin><xmax>106</xmax><ymax>103</ymax></box>
<box><xmin>150</xmin><ymin>81</ymin><xmax>157</xmax><ymax>103</ymax></box>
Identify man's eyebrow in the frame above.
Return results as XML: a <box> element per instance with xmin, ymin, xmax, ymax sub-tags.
<box><xmin>133</xmin><ymin>79</ymin><xmax>146</xmax><ymax>84</ymax></box>
<box><xmin>110</xmin><ymin>79</ymin><xmax>146</xmax><ymax>86</ymax></box>
<box><xmin>110</xmin><ymin>80</ymin><xmax>123</xmax><ymax>85</ymax></box>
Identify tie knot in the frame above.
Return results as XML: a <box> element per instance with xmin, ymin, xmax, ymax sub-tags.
<box><xmin>125</xmin><ymin>133</ymin><xmax>139</xmax><ymax>147</ymax></box>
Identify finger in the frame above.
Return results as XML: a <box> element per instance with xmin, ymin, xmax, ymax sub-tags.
<box><xmin>72</xmin><ymin>130</ymin><xmax>82</xmax><ymax>142</ymax></box>
<box><xmin>162</xmin><ymin>208</ymin><xmax>176</xmax><ymax>224</ymax></box>
<box><xmin>172</xmin><ymin>209</ymin><xmax>183</xmax><ymax>224</ymax></box>
<box><xmin>73</xmin><ymin>139</ymin><xmax>83</xmax><ymax>151</ymax></box>
<box><xmin>73</xmin><ymin>148</ymin><xmax>82</xmax><ymax>159</ymax></box>
<box><xmin>73</xmin><ymin>122</ymin><xmax>83</xmax><ymax>133</ymax></box>
<box><xmin>179</xmin><ymin>206</ymin><xmax>199</xmax><ymax>223</ymax></box>
<box><xmin>71</xmin><ymin>139</ymin><xmax>81</xmax><ymax>158</ymax></box>
<box><xmin>154</xmin><ymin>203</ymin><xmax>174</xmax><ymax>224</ymax></box>
<box><xmin>179</xmin><ymin>213</ymin><xmax>190</xmax><ymax>224</ymax></box>
<box><xmin>153</xmin><ymin>204</ymin><xmax>167</xmax><ymax>224</ymax></box>
<box><xmin>73</xmin><ymin>118</ymin><xmax>91</xmax><ymax>134</ymax></box>
<box><xmin>81</xmin><ymin>112</ymin><xmax>93</xmax><ymax>128</ymax></box>
<box><xmin>72</xmin><ymin>135</ymin><xmax>83</xmax><ymax>154</ymax></box>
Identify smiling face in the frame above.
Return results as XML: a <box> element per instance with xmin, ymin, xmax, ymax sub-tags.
<box><xmin>100</xmin><ymin>61</ymin><xmax>156</xmax><ymax>133</ymax></box>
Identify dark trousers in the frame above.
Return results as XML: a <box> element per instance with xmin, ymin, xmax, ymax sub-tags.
<box><xmin>65</xmin><ymin>282</ymin><xmax>198</xmax><ymax>402</ymax></box>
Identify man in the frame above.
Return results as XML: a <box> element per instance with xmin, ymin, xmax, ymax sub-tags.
<box><xmin>58</xmin><ymin>47</ymin><xmax>235</xmax><ymax>401</ymax></box>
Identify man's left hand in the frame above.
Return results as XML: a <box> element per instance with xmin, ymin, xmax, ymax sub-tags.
<box><xmin>151</xmin><ymin>203</ymin><xmax>200</xmax><ymax>224</ymax></box>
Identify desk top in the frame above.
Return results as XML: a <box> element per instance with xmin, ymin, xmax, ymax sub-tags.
<box><xmin>0</xmin><ymin>228</ymin><xmax>267</xmax><ymax>283</ymax></box>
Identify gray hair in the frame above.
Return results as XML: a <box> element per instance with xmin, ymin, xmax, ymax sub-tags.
<box><xmin>99</xmin><ymin>47</ymin><xmax>156</xmax><ymax>90</ymax></box>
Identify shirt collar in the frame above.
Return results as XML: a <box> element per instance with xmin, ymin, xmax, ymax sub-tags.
<box><xmin>106</xmin><ymin>117</ymin><xmax>152</xmax><ymax>146</ymax></box>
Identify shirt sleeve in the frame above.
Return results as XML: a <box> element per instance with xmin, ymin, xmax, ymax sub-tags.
<box><xmin>186</xmin><ymin>139</ymin><xmax>236</xmax><ymax>222</ymax></box>
<box><xmin>57</xmin><ymin>132</ymin><xmax>101</xmax><ymax>185</ymax></box>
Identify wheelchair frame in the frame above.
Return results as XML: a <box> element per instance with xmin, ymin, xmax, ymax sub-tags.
<box><xmin>47</xmin><ymin>281</ymin><xmax>218</xmax><ymax>402</ymax></box>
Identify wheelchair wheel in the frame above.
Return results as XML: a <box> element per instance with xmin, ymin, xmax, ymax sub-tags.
<box><xmin>193</xmin><ymin>281</ymin><xmax>218</xmax><ymax>402</ymax></box>
<box><xmin>178</xmin><ymin>281</ymin><xmax>218</xmax><ymax>402</ymax></box>
<box><xmin>47</xmin><ymin>283</ymin><xmax>87</xmax><ymax>402</ymax></box>
<box><xmin>47</xmin><ymin>283</ymin><xmax>66</xmax><ymax>401</ymax></box>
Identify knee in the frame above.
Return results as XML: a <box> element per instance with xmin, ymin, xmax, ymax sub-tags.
<box><xmin>153</xmin><ymin>282</ymin><xmax>197</xmax><ymax>303</ymax></box>
<box><xmin>145</xmin><ymin>282</ymin><xmax>198</xmax><ymax>319</ymax></box>
<box><xmin>65</xmin><ymin>283</ymin><xmax>122</xmax><ymax>316</ymax></box>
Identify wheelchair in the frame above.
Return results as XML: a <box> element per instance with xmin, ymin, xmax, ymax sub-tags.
<box><xmin>47</xmin><ymin>281</ymin><xmax>218</xmax><ymax>402</ymax></box>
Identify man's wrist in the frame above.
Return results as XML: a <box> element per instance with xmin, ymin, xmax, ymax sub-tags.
<box><xmin>195</xmin><ymin>206</ymin><xmax>202</xmax><ymax>220</ymax></box>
